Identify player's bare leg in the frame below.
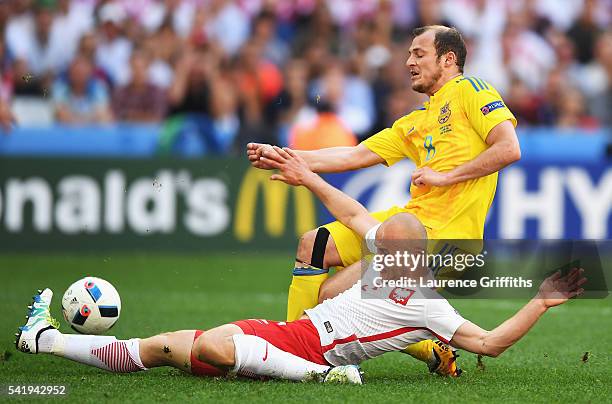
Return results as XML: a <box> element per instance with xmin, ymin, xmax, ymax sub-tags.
<box><xmin>130</xmin><ymin>326</ymin><xmax>233</xmax><ymax>376</ymax></box>
<box><xmin>139</xmin><ymin>330</ymin><xmax>201</xmax><ymax>372</ymax></box>
<box><xmin>191</xmin><ymin>324</ymin><xmax>244</xmax><ymax>367</ymax></box>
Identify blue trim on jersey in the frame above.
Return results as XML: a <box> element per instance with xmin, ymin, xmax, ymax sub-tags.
<box><xmin>475</xmin><ymin>78</ymin><xmax>485</xmax><ymax>90</ymax></box>
<box><xmin>463</xmin><ymin>77</ymin><xmax>479</xmax><ymax>92</ymax></box>
<box><xmin>417</xmin><ymin>107</ymin><xmax>426</xmax><ymax>110</ymax></box>
<box><xmin>481</xmin><ymin>79</ymin><xmax>489</xmax><ymax>90</ymax></box>
<box><xmin>292</xmin><ymin>268</ymin><xmax>329</xmax><ymax>276</ymax></box>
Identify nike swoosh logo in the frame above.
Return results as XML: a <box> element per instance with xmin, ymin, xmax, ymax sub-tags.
<box><xmin>262</xmin><ymin>343</ymin><xmax>269</xmax><ymax>361</ymax></box>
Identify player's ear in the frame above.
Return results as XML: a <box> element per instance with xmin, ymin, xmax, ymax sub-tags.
<box><xmin>444</xmin><ymin>51</ymin><xmax>456</xmax><ymax>67</ymax></box>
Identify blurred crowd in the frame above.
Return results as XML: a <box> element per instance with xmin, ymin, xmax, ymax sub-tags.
<box><xmin>0</xmin><ymin>0</ymin><xmax>610</xmax><ymax>154</ymax></box>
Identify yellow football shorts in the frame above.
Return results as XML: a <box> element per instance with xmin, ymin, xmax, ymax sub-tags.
<box><xmin>322</xmin><ymin>205</ymin><xmax>423</xmax><ymax>267</ymax></box>
<box><xmin>322</xmin><ymin>205</ymin><xmax>482</xmax><ymax>271</ymax></box>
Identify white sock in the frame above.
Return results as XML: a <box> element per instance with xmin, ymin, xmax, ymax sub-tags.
<box><xmin>232</xmin><ymin>334</ymin><xmax>329</xmax><ymax>381</ymax></box>
<box><xmin>39</xmin><ymin>329</ymin><xmax>146</xmax><ymax>373</ymax></box>
<box><xmin>37</xmin><ymin>328</ymin><xmax>61</xmax><ymax>353</ymax></box>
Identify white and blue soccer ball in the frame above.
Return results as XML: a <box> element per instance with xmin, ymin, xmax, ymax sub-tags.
<box><xmin>61</xmin><ymin>277</ymin><xmax>121</xmax><ymax>335</ymax></box>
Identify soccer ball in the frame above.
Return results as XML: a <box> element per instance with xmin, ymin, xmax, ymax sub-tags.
<box><xmin>61</xmin><ymin>277</ymin><xmax>121</xmax><ymax>334</ymax></box>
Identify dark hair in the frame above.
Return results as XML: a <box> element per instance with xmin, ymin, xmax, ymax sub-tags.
<box><xmin>412</xmin><ymin>25</ymin><xmax>467</xmax><ymax>73</ymax></box>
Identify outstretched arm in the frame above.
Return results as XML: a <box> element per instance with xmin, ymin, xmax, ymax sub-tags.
<box><xmin>451</xmin><ymin>268</ymin><xmax>586</xmax><ymax>357</ymax></box>
<box><xmin>261</xmin><ymin>146</ymin><xmax>378</xmax><ymax>237</ymax></box>
<box><xmin>247</xmin><ymin>143</ymin><xmax>384</xmax><ymax>173</ymax></box>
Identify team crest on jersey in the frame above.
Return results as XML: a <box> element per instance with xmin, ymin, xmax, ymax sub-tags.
<box><xmin>388</xmin><ymin>287</ymin><xmax>415</xmax><ymax>306</ymax></box>
<box><xmin>438</xmin><ymin>102</ymin><xmax>451</xmax><ymax>124</ymax></box>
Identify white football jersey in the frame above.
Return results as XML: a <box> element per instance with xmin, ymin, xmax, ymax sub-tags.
<box><xmin>305</xmin><ymin>272</ymin><xmax>466</xmax><ymax>366</ymax></box>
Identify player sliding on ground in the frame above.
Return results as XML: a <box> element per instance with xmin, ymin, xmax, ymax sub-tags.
<box><xmin>15</xmin><ymin>149</ymin><xmax>583</xmax><ymax>384</ymax></box>
<box><xmin>247</xmin><ymin>25</ymin><xmax>520</xmax><ymax>374</ymax></box>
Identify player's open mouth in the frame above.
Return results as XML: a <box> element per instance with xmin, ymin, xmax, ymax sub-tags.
<box><xmin>410</xmin><ymin>71</ymin><xmax>420</xmax><ymax>80</ymax></box>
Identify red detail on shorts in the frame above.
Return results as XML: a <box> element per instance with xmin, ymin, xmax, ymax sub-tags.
<box><xmin>232</xmin><ymin>319</ymin><xmax>328</xmax><ymax>366</ymax></box>
<box><xmin>190</xmin><ymin>330</ymin><xmax>226</xmax><ymax>377</ymax></box>
<box><xmin>262</xmin><ymin>343</ymin><xmax>269</xmax><ymax>361</ymax></box>
<box><xmin>321</xmin><ymin>326</ymin><xmax>449</xmax><ymax>353</ymax></box>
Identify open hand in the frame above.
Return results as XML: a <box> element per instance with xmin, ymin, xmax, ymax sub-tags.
<box><xmin>536</xmin><ymin>267</ymin><xmax>586</xmax><ymax>308</ymax></box>
<box><xmin>246</xmin><ymin>143</ymin><xmax>279</xmax><ymax>169</ymax></box>
<box><xmin>411</xmin><ymin>166</ymin><xmax>451</xmax><ymax>187</ymax></box>
<box><xmin>259</xmin><ymin>146</ymin><xmax>312</xmax><ymax>186</ymax></box>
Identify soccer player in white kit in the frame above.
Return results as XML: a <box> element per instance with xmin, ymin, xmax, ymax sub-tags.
<box><xmin>15</xmin><ymin>147</ymin><xmax>586</xmax><ymax>384</ymax></box>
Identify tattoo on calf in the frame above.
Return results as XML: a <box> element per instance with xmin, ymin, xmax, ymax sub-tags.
<box><xmin>163</xmin><ymin>345</ymin><xmax>171</xmax><ymax>354</ymax></box>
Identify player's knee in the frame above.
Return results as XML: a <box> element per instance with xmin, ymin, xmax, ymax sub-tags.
<box><xmin>296</xmin><ymin>230</ymin><xmax>317</xmax><ymax>263</ymax></box>
<box><xmin>192</xmin><ymin>333</ymin><xmax>214</xmax><ymax>363</ymax></box>
<box><xmin>192</xmin><ymin>329</ymin><xmax>236</xmax><ymax>368</ymax></box>
<box><xmin>297</xmin><ymin>227</ymin><xmax>337</xmax><ymax>268</ymax></box>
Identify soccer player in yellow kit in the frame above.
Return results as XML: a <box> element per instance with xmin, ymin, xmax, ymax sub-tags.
<box><xmin>247</xmin><ymin>25</ymin><xmax>521</xmax><ymax>375</ymax></box>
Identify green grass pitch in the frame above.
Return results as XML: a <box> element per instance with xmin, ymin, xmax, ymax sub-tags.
<box><xmin>0</xmin><ymin>253</ymin><xmax>610</xmax><ymax>403</ymax></box>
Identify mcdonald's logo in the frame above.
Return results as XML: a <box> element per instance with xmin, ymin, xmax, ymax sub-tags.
<box><xmin>234</xmin><ymin>168</ymin><xmax>316</xmax><ymax>242</ymax></box>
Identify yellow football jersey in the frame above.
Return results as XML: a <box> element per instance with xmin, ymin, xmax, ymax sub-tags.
<box><xmin>362</xmin><ymin>75</ymin><xmax>517</xmax><ymax>239</ymax></box>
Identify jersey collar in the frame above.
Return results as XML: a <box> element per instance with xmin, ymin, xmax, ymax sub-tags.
<box><xmin>431</xmin><ymin>74</ymin><xmax>463</xmax><ymax>100</ymax></box>
<box><xmin>421</xmin><ymin>75</ymin><xmax>463</xmax><ymax>110</ymax></box>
